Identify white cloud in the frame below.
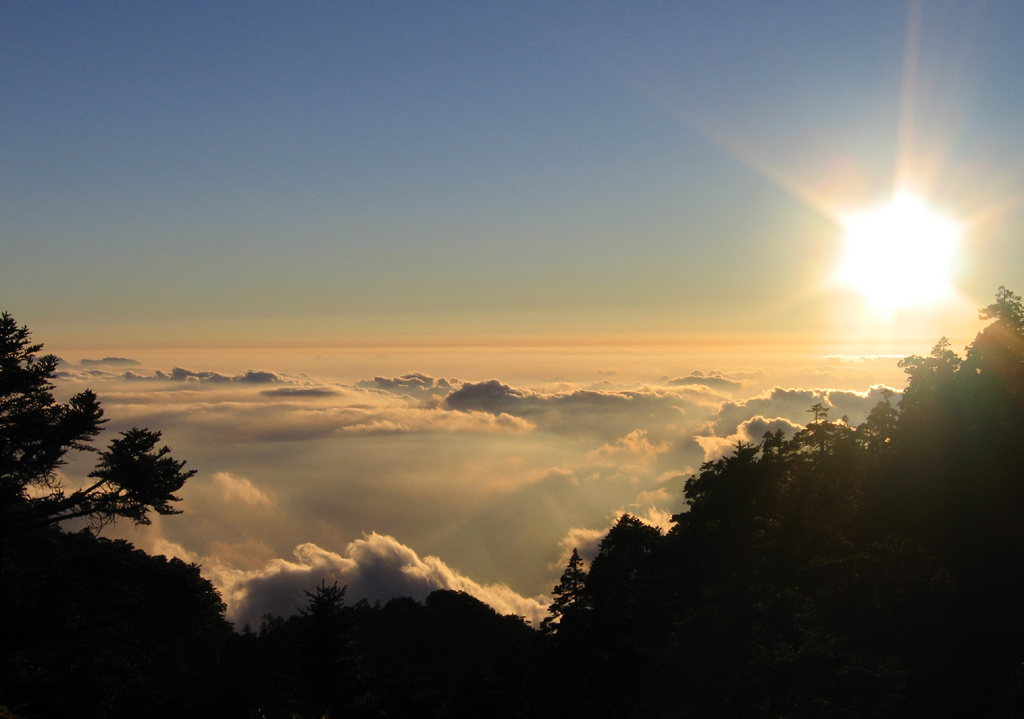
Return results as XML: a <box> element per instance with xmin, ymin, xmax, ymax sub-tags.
<box><xmin>695</xmin><ymin>415</ymin><xmax>805</xmax><ymax>461</ymax></box>
<box><xmin>200</xmin><ymin>534</ymin><xmax>549</xmax><ymax>628</ymax></box>
<box><xmin>208</xmin><ymin>471</ymin><xmax>274</xmax><ymax>508</ymax></box>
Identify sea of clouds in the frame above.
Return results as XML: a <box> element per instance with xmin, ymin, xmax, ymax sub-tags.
<box><xmin>53</xmin><ymin>356</ymin><xmax>902</xmax><ymax>627</ymax></box>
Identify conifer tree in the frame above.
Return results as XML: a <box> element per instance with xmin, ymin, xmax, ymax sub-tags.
<box><xmin>0</xmin><ymin>312</ymin><xmax>194</xmax><ymax>536</ymax></box>
<box><xmin>543</xmin><ymin>548</ymin><xmax>587</xmax><ymax>634</ymax></box>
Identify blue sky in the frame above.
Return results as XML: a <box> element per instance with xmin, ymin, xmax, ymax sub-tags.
<box><xmin>6</xmin><ymin>1</ymin><xmax>1023</xmax><ymax>350</ymax></box>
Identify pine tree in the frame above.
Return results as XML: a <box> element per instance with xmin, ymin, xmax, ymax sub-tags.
<box><xmin>0</xmin><ymin>312</ymin><xmax>194</xmax><ymax>536</ymax></box>
<box><xmin>542</xmin><ymin>548</ymin><xmax>587</xmax><ymax>634</ymax></box>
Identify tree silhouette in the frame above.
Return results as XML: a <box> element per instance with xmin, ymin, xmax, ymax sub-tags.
<box><xmin>0</xmin><ymin>313</ymin><xmax>194</xmax><ymax>537</ymax></box>
<box><xmin>296</xmin><ymin>580</ymin><xmax>360</xmax><ymax>718</ymax></box>
<box><xmin>2</xmin><ymin>529</ymin><xmax>231</xmax><ymax>719</ymax></box>
<box><xmin>0</xmin><ymin>313</ymin><xmax>214</xmax><ymax>718</ymax></box>
<box><xmin>543</xmin><ymin>548</ymin><xmax>588</xmax><ymax>635</ymax></box>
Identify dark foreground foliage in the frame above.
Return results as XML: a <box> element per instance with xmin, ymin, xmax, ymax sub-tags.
<box><xmin>5</xmin><ymin>289</ymin><xmax>1024</xmax><ymax>717</ymax></box>
<box><xmin>1</xmin><ymin>528</ymin><xmax>232</xmax><ymax>719</ymax></box>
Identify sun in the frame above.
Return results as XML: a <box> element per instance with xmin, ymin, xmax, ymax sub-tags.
<box><xmin>837</xmin><ymin>195</ymin><xmax>959</xmax><ymax>311</ymax></box>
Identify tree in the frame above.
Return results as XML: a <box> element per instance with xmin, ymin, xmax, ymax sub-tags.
<box><xmin>0</xmin><ymin>313</ymin><xmax>207</xmax><ymax>716</ymax></box>
<box><xmin>857</xmin><ymin>387</ymin><xmax>899</xmax><ymax>454</ymax></box>
<box><xmin>585</xmin><ymin>514</ymin><xmax>663</xmax><ymax>624</ymax></box>
<box><xmin>0</xmin><ymin>312</ymin><xmax>193</xmax><ymax>537</ymax></box>
<box><xmin>543</xmin><ymin>548</ymin><xmax>588</xmax><ymax>635</ymax></box>
<box><xmin>3</xmin><ymin>530</ymin><xmax>232</xmax><ymax>719</ymax></box>
<box><xmin>296</xmin><ymin>581</ymin><xmax>358</xmax><ymax>719</ymax></box>
<box><xmin>807</xmin><ymin>402</ymin><xmax>830</xmax><ymax>423</ymax></box>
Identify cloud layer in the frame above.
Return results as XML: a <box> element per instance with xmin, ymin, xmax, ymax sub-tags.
<box><xmin>52</xmin><ymin>356</ymin><xmax>904</xmax><ymax>622</ymax></box>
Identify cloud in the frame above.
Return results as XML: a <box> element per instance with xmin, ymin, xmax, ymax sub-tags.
<box><xmin>358</xmin><ymin>373</ymin><xmax>458</xmax><ymax>399</ymax></box>
<box><xmin>192</xmin><ymin>534</ymin><xmax>549</xmax><ymax>628</ymax></box>
<box><xmin>633</xmin><ymin>505</ymin><xmax>674</xmax><ymax>533</ymax></box>
<box><xmin>234</xmin><ymin>370</ymin><xmax>284</xmax><ymax>384</ymax></box>
<box><xmin>142</xmin><ymin>471</ymin><xmax>281</xmax><ymax>571</ymax></box>
<box><xmin>713</xmin><ymin>387</ymin><xmax>824</xmax><ymax>436</ymax></box>
<box><xmin>825</xmin><ymin>386</ymin><xmax>902</xmax><ymax>423</ymax></box>
<box><xmin>798</xmin><ymin>356</ymin><xmax>906</xmax><ymax>388</ymax></box>
<box><xmin>444</xmin><ymin>379</ymin><xmax>724</xmax><ymax>442</ymax></box>
<box><xmin>445</xmin><ymin>379</ymin><xmax>520</xmax><ymax>412</ymax></box>
<box><xmin>586</xmin><ymin>429</ymin><xmax>671</xmax><ymax>475</ymax></box>
<box><xmin>124</xmin><ymin>367</ymin><xmax>286</xmax><ymax>384</ymax></box>
<box><xmin>695</xmin><ymin>415</ymin><xmax>804</xmax><ymax>461</ymax></box>
<box><xmin>555</xmin><ymin>527</ymin><xmax>605</xmax><ymax>568</ymax></box>
<box><xmin>261</xmin><ymin>387</ymin><xmax>340</xmax><ymax>397</ymax></box>
<box><xmin>80</xmin><ymin>357</ymin><xmax>141</xmax><ymax>367</ymax></box>
<box><xmin>709</xmin><ymin>385</ymin><xmax>903</xmax><ymax>443</ymax></box>
<box><xmin>206</xmin><ymin>471</ymin><xmax>274</xmax><ymax>509</ymax></box>
<box><xmin>52</xmin><ymin>360</ymin><xmax>128</xmax><ymax>382</ymax></box>
<box><xmin>103</xmin><ymin>391</ymin><xmax>534</xmax><ymax>444</ymax></box>
<box><xmin>634</xmin><ymin>487</ymin><xmax>673</xmax><ymax>505</ymax></box>
<box><xmin>64</xmin><ymin>360</ymin><xmax>900</xmax><ymax>613</ymax></box>
<box><xmin>666</xmin><ymin>370</ymin><xmax>742</xmax><ymax>390</ymax></box>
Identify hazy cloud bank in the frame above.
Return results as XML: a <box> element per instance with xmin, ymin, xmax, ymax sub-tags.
<box><xmin>665</xmin><ymin>370</ymin><xmax>743</xmax><ymax>390</ymax></box>
<box><xmin>126</xmin><ymin>367</ymin><xmax>286</xmax><ymax>384</ymax></box>
<box><xmin>444</xmin><ymin>378</ymin><xmax>725</xmax><ymax>442</ymax></box>
<box><xmin>80</xmin><ymin>357</ymin><xmax>141</xmax><ymax>367</ymax></box>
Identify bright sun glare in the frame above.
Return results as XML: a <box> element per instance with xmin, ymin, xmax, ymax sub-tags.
<box><xmin>837</xmin><ymin>195</ymin><xmax>959</xmax><ymax>311</ymax></box>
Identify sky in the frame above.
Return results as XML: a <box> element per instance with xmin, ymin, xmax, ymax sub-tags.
<box><xmin>4</xmin><ymin>1</ymin><xmax>1024</xmax><ymax>626</ymax></box>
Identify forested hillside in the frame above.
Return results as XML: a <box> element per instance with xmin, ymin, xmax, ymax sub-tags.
<box><xmin>4</xmin><ymin>290</ymin><xmax>1024</xmax><ymax>717</ymax></box>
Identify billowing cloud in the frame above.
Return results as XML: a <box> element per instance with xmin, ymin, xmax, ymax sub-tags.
<box><xmin>826</xmin><ymin>386</ymin><xmax>902</xmax><ymax>422</ymax></box>
<box><xmin>713</xmin><ymin>387</ymin><xmax>824</xmax><ymax>436</ymax></box>
<box><xmin>444</xmin><ymin>379</ymin><xmax>724</xmax><ymax>442</ymax></box>
<box><xmin>709</xmin><ymin>385</ymin><xmax>901</xmax><ymax>442</ymax></box>
<box><xmin>695</xmin><ymin>415</ymin><xmax>805</xmax><ymax>461</ymax></box>
<box><xmin>358</xmin><ymin>373</ymin><xmax>458</xmax><ymax>398</ymax></box>
<box><xmin>445</xmin><ymin>379</ymin><xmax>520</xmax><ymax>413</ymax></box>
<box><xmin>177</xmin><ymin>534</ymin><xmax>549</xmax><ymax>628</ymax></box>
